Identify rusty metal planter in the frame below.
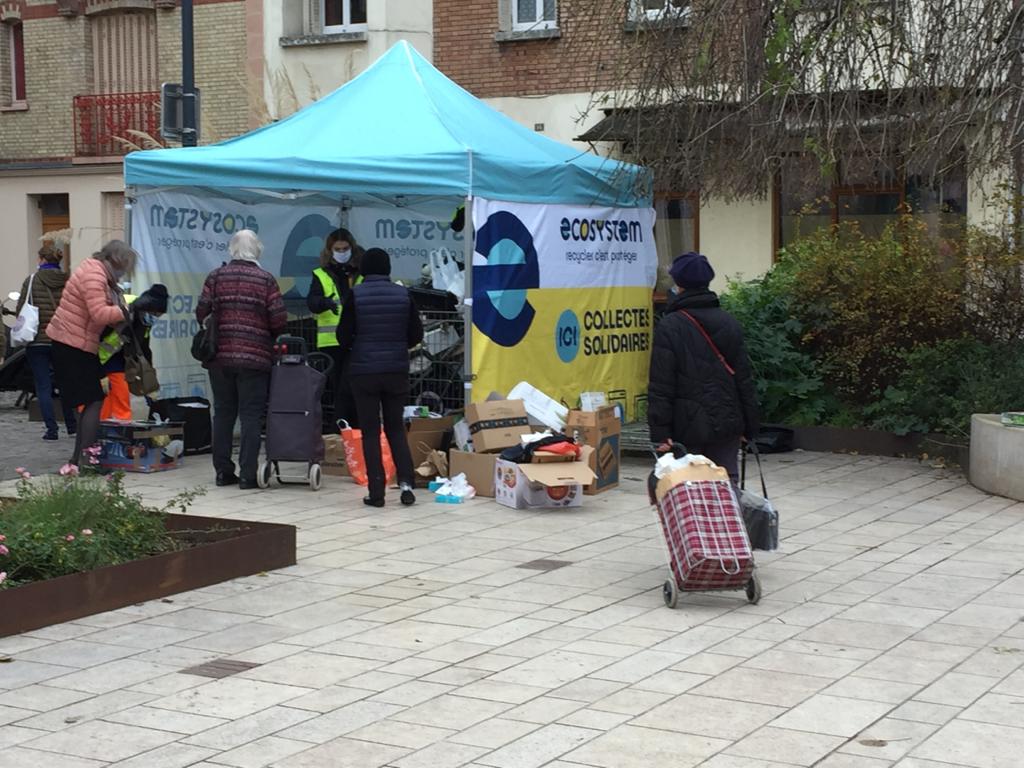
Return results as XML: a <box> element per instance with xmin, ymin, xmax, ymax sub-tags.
<box><xmin>0</xmin><ymin>514</ymin><xmax>296</xmax><ymax>638</ymax></box>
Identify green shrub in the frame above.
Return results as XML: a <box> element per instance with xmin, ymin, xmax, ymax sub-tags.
<box><xmin>780</xmin><ymin>217</ymin><xmax>965</xmax><ymax>401</ymax></box>
<box><xmin>865</xmin><ymin>337</ymin><xmax>1024</xmax><ymax>437</ymax></box>
<box><xmin>0</xmin><ymin>469</ymin><xmax>203</xmax><ymax>589</ymax></box>
<box><xmin>721</xmin><ymin>271</ymin><xmax>827</xmax><ymax>425</ymax></box>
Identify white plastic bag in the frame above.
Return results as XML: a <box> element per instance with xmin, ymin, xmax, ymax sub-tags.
<box><xmin>10</xmin><ymin>274</ymin><xmax>38</xmax><ymax>348</ymax></box>
<box><xmin>433</xmin><ymin>472</ymin><xmax>476</xmax><ymax>500</ymax></box>
<box><xmin>654</xmin><ymin>453</ymin><xmax>715</xmax><ymax>479</ymax></box>
<box><xmin>429</xmin><ymin>248</ymin><xmax>465</xmax><ymax>302</ymax></box>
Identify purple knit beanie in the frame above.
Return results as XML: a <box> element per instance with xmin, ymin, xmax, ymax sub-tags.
<box><xmin>669</xmin><ymin>251</ymin><xmax>715</xmax><ymax>289</ymax></box>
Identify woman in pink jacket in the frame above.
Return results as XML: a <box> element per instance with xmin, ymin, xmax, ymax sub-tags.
<box><xmin>47</xmin><ymin>241</ymin><xmax>134</xmax><ymax>470</ymax></box>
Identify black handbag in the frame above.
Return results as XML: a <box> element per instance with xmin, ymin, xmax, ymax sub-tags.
<box><xmin>740</xmin><ymin>444</ymin><xmax>780</xmax><ymax>551</ymax></box>
<box><xmin>191</xmin><ymin>272</ymin><xmax>218</xmax><ymax>363</ymax></box>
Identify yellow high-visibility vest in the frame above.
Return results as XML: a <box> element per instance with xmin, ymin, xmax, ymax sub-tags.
<box><xmin>98</xmin><ymin>294</ymin><xmax>136</xmax><ymax>364</ymax></box>
<box><xmin>312</xmin><ymin>268</ymin><xmax>362</xmax><ymax>349</ymax></box>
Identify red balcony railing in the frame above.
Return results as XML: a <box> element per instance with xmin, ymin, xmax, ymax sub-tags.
<box><xmin>73</xmin><ymin>92</ymin><xmax>160</xmax><ymax>157</ymax></box>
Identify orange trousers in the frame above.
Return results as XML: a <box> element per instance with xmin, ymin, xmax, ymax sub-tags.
<box><xmin>100</xmin><ymin>372</ymin><xmax>131</xmax><ymax>421</ymax></box>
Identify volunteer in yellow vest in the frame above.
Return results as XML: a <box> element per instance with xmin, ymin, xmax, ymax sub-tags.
<box><xmin>307</xmin><ymin>228</ymin><xmax>363</xmax><ymax>428</ymax></box>
<box><xmin>99</xmin><ymin>285</ymin><xmax>168</xmax><ymax>420</ymax></box>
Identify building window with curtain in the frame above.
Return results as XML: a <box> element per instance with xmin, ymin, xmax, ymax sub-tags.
<box><xmin>322</xmin><ymin>0</ymin><xmax>367</xmax><ymax>34</ymax></box>
<box><xmin>1</xmin><ymin>20</ymin><xmax>26</xmax><ymax>108</ymax></box>
<box><xmin>653</xmin><ymin>193</ymin><xmax>698</xmax><ymax>296</ymax></box>
<box><xmin>513</xmin><ymin>0</ymin><xmax>557</xmax><ymax>30</ymax></box>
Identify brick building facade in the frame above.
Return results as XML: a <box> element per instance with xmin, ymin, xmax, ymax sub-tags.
<box><xmin>0</xmin><ymin>0</ymin><xmax>252</xmax><ymax>279</ymax></box>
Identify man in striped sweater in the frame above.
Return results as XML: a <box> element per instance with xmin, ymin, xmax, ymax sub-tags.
<box><xmin>197</xmin><ymin>230</ymin><xmax>287</xmax><ymax>489</ymax></box>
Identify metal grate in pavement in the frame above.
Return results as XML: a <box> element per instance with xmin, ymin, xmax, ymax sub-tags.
<box><xmin>180</xmin><ymin>659</ymin><xmax>263</xmax><ymax>679</ymax></box>
<box><xmin>517</xmin><ymin>559</ymin><xmax>572</xmax><ymax>571</ymax></box>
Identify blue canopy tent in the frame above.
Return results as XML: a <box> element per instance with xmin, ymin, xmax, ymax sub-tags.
<box><xmin>124</xmin><ymin>40</ymin><xmax>652</xmax><ymax>407</ymax></box>
<box><xmin>125</xmin><ymin>41</ymin><xmax>649</xmax><ymax>206</ymax></box>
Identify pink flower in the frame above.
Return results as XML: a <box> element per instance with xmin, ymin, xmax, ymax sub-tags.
<box><xmin>0</xmin><ymin>534</ymin><xmax>5</xmax><ymax>542</ymax></box>
<box><xmin>0</xmin><ymin>544</ymin><xmax>7</xmax><ymax>556</ymax></box>
<box><xmin>0</xmin><ymin>572</ymin><xmax>6</xmax><ymax>585</ymax></box>
<box><xmin>65</xmin><ymin>534</ymin><xmax>75</xmax><ymax>542</ymax></box>
<box><xmin>15</xmin><ymin>467</ymin><xmax>24</xmax><ymax>474</ymax></box>
<box><xmin>59</xmin><ymin>463</ymin><xmax>80</xmax><ymax>477</ymax></box>
<box><xmin>15</xmin><ymin>467</ymin><xmax>30</xmax><ymax>479</ymax></box>
<box><xmin>81</xmin><ymin>529</ymin><xmax>93</xmax><ymax>536</ymax></box>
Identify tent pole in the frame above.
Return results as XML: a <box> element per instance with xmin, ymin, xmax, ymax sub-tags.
<box><xmin>124</xmin><ymin>185</ymin><xmax>136</xmax><ymax>248</ymax></box>
<box><xmin>462</xmin><ymin>196</ymin><xmax>473</xmax><ymax>411</ymax></box>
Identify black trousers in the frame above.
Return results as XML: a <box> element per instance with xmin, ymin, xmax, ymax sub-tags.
<box><xmin>322</xmin><ymin>345</ymin><xmax>357</xmax><ymax>429</ymax></box>
<box><xmin>350</xmin><ymin>372</ymin><xmax>415</xmax><ymax>500</ymax></box>
<box><xmin>209</xmin><ymin>366</ymin><xmax>270</xmax><ymax>481</ymax></box>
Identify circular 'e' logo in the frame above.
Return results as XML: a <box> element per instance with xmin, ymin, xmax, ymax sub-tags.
<box><xmin>473</xmin><ymin>211</ymin><xmax>540</xmax><ymax>347</ymax></box>
<box><xmin>555</xmin><ymin>309</ymin><xmax>580</xmax><ymax>363</ymax></box>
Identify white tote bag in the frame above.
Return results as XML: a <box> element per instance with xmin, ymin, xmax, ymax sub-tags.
<box><xmin>11</xmin><ymin>274</ymin><xmax>39</xmax><ymax>348</ymax></box>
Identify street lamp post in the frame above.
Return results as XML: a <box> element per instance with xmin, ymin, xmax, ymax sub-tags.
<box><xmin>181</xmin><ymin>0</ymin><xmax>197</xmax><ymax>147</ymax></box>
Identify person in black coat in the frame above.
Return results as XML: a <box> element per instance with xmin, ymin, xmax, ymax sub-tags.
<box><xmin>337</xmin><ymin>248</ymin><xmax>424</xmax><ymax>508</ymax></box>
<box><xmin>648</xmin><ymin>252</ymin><xmax>760</xmax><ymax>483</ymax></box>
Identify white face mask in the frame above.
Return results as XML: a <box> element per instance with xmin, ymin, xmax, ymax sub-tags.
<box><xmin>332</xmin><ymin>248</ymin><xmax>352</xmax><ymax>264</ymax></box>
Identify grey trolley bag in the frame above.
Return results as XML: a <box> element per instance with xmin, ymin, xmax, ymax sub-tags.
<box><xmin>257</xmin><ymin>335</ymin><xmax>332</xmax><ymax>491</ymax></box>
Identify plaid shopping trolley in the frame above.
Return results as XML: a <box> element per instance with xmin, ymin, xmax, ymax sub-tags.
<box><xmin>650</xmin><ymin>449</ymin><xmax>762</xmax><ymax>608</ymax></box>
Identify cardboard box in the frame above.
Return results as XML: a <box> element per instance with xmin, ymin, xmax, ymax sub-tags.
<box><xmin>98</xmin><ymin>420</ymin><xmax>184</xmax><ymax>473</ymax></box>
<box><xmin>407</xmin><ymin>415</ymin><xmax>455</xmax><ymax>468</ymax></box>
<box><xmin>567</xmin><ymin>407</ymin><xmax>621</xmax><ymax>495</ymax></box>
<box><xmin>465</xmin><ymin>400</ymin><xmax>530</xmax><ymax>453</ymax></box>
<box><xmin>654</xmin><ymin>462</ymin><xmax>731</xmax><ymax>503</ymax></box>
<box><xmin>450</xmin><ymin>449</ymin><xmax>497</xmax><ymax>498</ymax></box>
<box><xmin>322</xmin><ymin>434</ymin><xmax>349</xmax><ymax>477</ymax></box>
<box><xmin>494</xmin><ymin>449</ymin><xmax>596</xmax><ymax>509</ymax></box>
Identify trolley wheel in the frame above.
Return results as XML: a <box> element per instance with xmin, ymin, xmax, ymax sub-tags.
<box><xmin>662</xmin><ymin>579</ymin><xmax>679</xmax><ymax>609</ymax></box>
<box><xmin>256</xmin><ymin>461</ymin><xmax>271</xmax><ymax>489</ymax></box>
<box><xmin>308</xmin><ymin>463</ymin><xmax>322</xmax><ymax>492</ymax></box>
<box><xmin>745</xmin><ymin>573</ymin><xmax>762</xmax><ymax>605</ymax></box>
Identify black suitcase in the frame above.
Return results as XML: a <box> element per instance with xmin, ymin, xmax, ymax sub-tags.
<box><xmin>149</xmin><ymin>397</ymin><xmax>212</xmax><ymax>455</ymax></box>
<box><xmin>740</xmin><ymin>445</ymin><xmax>780</xmax><ymax>551</ymax></box>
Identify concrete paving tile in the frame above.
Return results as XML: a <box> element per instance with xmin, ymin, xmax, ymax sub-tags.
<box><xmin>274</xmin><ymin>736</ymin><xmax>409</xmax><ymax>768</ymax></box>
<box><xmin>0</xmin><ymin>683</ymin><xmax>92</xmax><ymax>712</ymax></box>
<box><xmin>347</xmin><ymin>719</ymin><xmax>455</xmax><ymax>750</ymax></box>
<box><xmin>490</xmin><ymin>650</ymin><xmax>612</xmax><ymax>689</ymax></box>
<box><xmin>476</xmin><ymin>723</ymin><xmax>601</xmax><ymax>768</ymax></box>
<box><xmin>17</xmin><ymin>689</ymin><xmax>157</xmax><ymax>731</ymax></box>
<box><xmin>912</xmin><ymin>719</ymin><xmax>1024</xmax><ymax>768</ymax></box>
<box><xmin>690</xmin><ymin>666</ymin><xmax>829</xmax><ymax>707</ymax></box>
<box><xmin>392</xmin><ymin>694</ymin><xmax>511</xmax><ymax>730</ymax></box>
<box><xmin>0</xmin><ymin>746</ymin><xmax>106</xmax><ymax>768</ymax></box>
<box><xmin>913</xmin><ymin>672</ymin><xmax>995</xmax><ymax>707</ymax></box>
<box><xmin>839</xmin><ymin>717</ymin><xmax>939</xmax><ymax>761</ymax></box>
<box><xmin>771</xmin><ymin>693</ymin><xmax>894</xmax><ymax>737</ymax></box>
<box><xmin>149</xmin><ymin>677</ymin><xmax>311</xmax><ymax>720</ymax></box>
<box><xmin>45</xmin><ymin>659</ymin><xmax>178</xmax><ymax>695</ymax></box>
<box><xmin>563</xmin><ymin>724</ymin><xmax>727</xmax><ymax>768</ymax></box>
<box><xmin>184</xmin><ymin>704</ymin><xmax>315</xmax><ymax>750</ymax></box>
<box><xmin>106</xmin><ymin>743</ymin><xmax>216</xmax><ymax>768</ymax></box>
<box><xmin>22</xmin><ymin>719</ymin><xmax>180</xmax><ymax>761</ymax></box>
<box><xmin>726</xmin><ymin>726</ymin><xmax>847</xmax><ymax>766</ymax></box>
<box><xmin>0</xmin><ymin>660</ymin><xmax>77</xmax><ymax>689</ymax></box>
<box><xmin>193</xmin><ymin>736</ymin><xmax>308</xmax><ymax>768</ymax></box>
<box><xmin>392</xmin><ymin>741</ymin><xmax>489</xmax><ymax>768</ymax></box>
<box><xmin>633</xmin><ymin>693</ymin><xmax>784</xmax><ymax>740</ymax></box>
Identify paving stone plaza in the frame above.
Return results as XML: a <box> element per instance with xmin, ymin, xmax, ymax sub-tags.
<box><xmin>2</xmin><ymin>422</ymin><xmax>1022</xmax><ymax>768</ymax></box>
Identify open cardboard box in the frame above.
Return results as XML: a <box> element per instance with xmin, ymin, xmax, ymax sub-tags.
<box><xmin>465</xmin><ymin>400</ymin><xmax>530</xmax><ymax>453</ymax></box>
<box><xmin>567</xmin><ymin>406</ymin><xmax>621</xmax><ymax>495</ymax></box>
<box><xmin>654</xmin><ymin>462</ymin><xmax>731</xmax><ymax>502</ymax></box>
<box><xmin>494</xmin><ymin>447</ymin><xmax>596</xmax><ymax>509</ymax></box>
<box><xmin>407</xmin><ymin>415</ymin><xmax>455</xmax><ymax>467</ymax></box>
<box><xmin>450</xmin><ymin>449</ymin><xmax>497</xmax><ymax>497</ymax></box>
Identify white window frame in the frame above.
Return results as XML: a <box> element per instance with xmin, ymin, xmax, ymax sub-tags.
<box><xmin>630</xmin><ymin>0</ymin><xmax>691</xmax><ymax>23</ymax></box>
<box><xmin>320</xmin><ymin>0</ymin><xmax>367</xmax><ymax>34</ymax></box>
<box><xmin>512</xmin><ymin>0</ymin><xmax>557</xmax><ymax>32</ymax></box>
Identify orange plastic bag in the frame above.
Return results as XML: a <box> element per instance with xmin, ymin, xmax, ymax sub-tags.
<box><xmin>339</xmin><ymin>422</ymin><xmax>397</xmax><ymax>487</ymax></box>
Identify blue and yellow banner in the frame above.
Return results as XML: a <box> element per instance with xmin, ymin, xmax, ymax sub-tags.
<box><xmin>471</xmin><ymin>198</ymin><xmax>657</xmax><ymax>421</ymax></box>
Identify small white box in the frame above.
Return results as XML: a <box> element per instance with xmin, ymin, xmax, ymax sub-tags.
<box><xmin>494</xmin><ymin>449</ymin><xmax>595</xmax><ymax>510</ymax></box>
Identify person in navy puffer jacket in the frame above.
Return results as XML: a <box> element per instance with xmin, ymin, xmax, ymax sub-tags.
<box><xmin>196</xmin><ymin>230</ymin><xmax>287</xmax><ymax>489</ymax></box>
<box><xmin>337</xmin><ymin>248</ymin><xmax>423</xmax><ymax>507</ymax></box>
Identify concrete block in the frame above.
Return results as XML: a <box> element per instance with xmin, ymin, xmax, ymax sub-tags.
<box><xmin>970</xmin><ymin>413</ymin><xmax>1024</xmax><ymax>500</ymax></box>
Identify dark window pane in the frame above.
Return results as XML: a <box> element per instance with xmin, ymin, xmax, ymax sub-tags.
<box><xmin>517</xmin><ymin>0</ymin><xmax>537</xmax><ymax>23</ymax></box>
<box><xmin>350</xmin><ymin>0</ymin><xmax>367</xmax><ymax>24</ymax></box>
<box><xmin>543</xmin><ymin>0</ymin><xmax>557</xmax><ymax>21</ymax></box>
<box><xmin>324</xmin><ymin>0</ymin><xmax>343</xmax><ymax>27</ymax></box>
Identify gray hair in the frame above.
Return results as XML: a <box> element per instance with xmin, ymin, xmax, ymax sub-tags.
<box><xmin>93</xmin><ymin>240</ymin><xmax>138</xmax><ymax>275</ymax></box>
<box><xmin>229</xmin><ymin>230</ymin><xmax>263</xmax><ymax>263</ymax></box>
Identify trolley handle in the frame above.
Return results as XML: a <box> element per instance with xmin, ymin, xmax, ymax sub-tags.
<box><xmin>651</xmin><ymin>441</ymin><xmax>687</xmax><ymax>460</ymax></box>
